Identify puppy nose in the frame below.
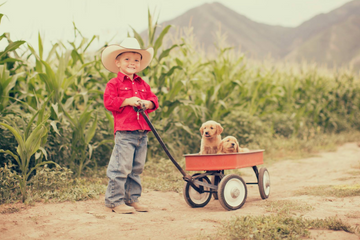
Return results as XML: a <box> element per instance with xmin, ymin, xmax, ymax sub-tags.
<box><xmin>205</xmin><ymin>131</ymin><xmax>208</xmax><ymax>134</ymax></box>
<box><xmin>231</xmin><ymin>143</ymin><xmax>235</xmax><ymax>146</ymax></box>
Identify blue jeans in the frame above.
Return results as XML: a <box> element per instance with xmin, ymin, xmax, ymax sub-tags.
<box><xmin>105</xmin><ymin>130</ymin><xmax>148</xmax><ymax>208</ymax></box>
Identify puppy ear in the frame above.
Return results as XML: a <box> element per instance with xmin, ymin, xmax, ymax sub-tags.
<box><xmin>235</xmin><ymin>141</ymin><xmax>240</xmax><ymax>152</ymax></box>
<box><xmin>217</xmin><ymin>141</ymin><xmax>224</xmax><ymax>153</ymax></box>
<box><xmin>200</xmin><ymin>125</ymin><xmax>204</xmax><ymax>136</ymax></box>
<box><xmin>216</xmin><ymin>123</ymin><xmax>223</xmax><ymax>135</ymax></box>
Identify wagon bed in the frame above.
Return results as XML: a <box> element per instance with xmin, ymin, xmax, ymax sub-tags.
<box><xmin>184</xmin><ymin>150</ymin><xmax>265</xmax><ymax>171</ymax></box>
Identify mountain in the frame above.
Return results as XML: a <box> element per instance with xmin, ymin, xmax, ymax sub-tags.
<box><xmin>156</xmin><ymin>2</ymin><xmax>291</xmax><ymax>58</ymax></box>
<box><xmin>143</xmin><ymin>0</ymin><xmax>360</xmax><ymax>69</ymax></box>
<box><xmin>284</xmin><ymin>0</ymin><xmax>360</xmax><ymax>68</ymax></box>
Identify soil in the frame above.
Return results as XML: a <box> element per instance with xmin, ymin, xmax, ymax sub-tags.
<box><xmin>1</xmin><ymin>142</ymin><xmax>360</xmax><ymax>240</ymax></box>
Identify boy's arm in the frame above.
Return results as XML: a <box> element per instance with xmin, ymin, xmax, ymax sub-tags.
<box><xmin>103</xmin><ymin>81</ymin><xmax>124</xmax><ymax>112</ymax></box>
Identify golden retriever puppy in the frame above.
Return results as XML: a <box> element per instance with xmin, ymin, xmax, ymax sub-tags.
<box><xmin>217</xmin><ymin>136</ymin><xmax>240</xmax><ymax>153</ymax></box>
<box><xmin>217</xmin><ymin>136</ymin><xmax>251</xmax><ymax>153</ymax></box>
<box><xmin>199</xmin><ymin>120</ymin><xmax>223</xmax><ymax>154</ymax></box>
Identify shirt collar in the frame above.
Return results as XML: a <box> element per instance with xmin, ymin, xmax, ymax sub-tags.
<box><xmin>117</xmin><ymin>72</ymin><xmax>141</xmax><ymax>82</ymax></box>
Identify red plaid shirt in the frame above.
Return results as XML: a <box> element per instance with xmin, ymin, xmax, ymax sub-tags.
<box><xmin>104</xmin><ymin>72</ymin><xmax>159</xmax><ymax>134</ymax></box>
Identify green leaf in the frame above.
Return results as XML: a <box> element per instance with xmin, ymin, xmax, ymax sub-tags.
<box><xmin>24</xmin><ymin>110</ymin><xmax>39</xmax><ymax>140</ymax></box>
<box><xmin>0</xmin><ymin>58</ymin><xmax>23</xmax><ymax>64</ymax></box>
<box><xmin>158</xmin><ymin>44</ymin><xmax>182</xmax><ymax>62</ymax></box>
<box><xmin>44</xmin><ymin>43</ymin><xmax>58</xmax><ymax>62</ymax></box>
<box><xmin>50</xmin><ymin>121</ymin><xmax>61</xmax><ymax>136</ymax></box>
<box><xmin>60</xmin><ymin>98</ymin><xmax>76</xmax><ymax>125</ymax></box>
<box><xmin>38</xmin><ymin>147</ymin><xmax>48</xmax><ymax>160</ymax></box>
<box><xmin>41</xmin><ymin>60</ymin><xmax>57</xmax><ymax>88</ymax></box>
<box><xmin>26</xmin><ymin>161</ymin><xmax>55</xmax><ymax>179</ymax></box>
<box><xmin>71</xmin><ymin>49</ymin><xmax>84</xmax><ymax>64</ymax></box>
<box><xmin>105</xmin><ymin>110</ymin><xmax>114</xmax><ymax>133</ymax></box>
<box><xmin>88</xmin><ymin>144</ymin><xmax>93</xmax><ymax>160</ymax></box>
<box><xmin>85</xmin><ymin>115</ymin><xmax>97</xmax><ymax>145</ymax></box>
<box><xmin>0</xmin><ymin>122</ymin><xmax>25</xmax><ymax>155</ymax></box>
<box><xmin>168</xmin><ymin>79</ymin><xmax>184</xmax><ymax>99</ymax></box>
<box><xmin>38</xmin><ymin>33</ymin><xmax>43</xmax><ymax>60</ymax></box>
<box><xmin>131</xmin><ymin>27</ymin><xmax>144</xmax><ymax>48</ymax></box>
<box><xmin>38</xmin><ymin>73</ymin><xmax>55</xmax><ymax>96</ymax></box>
<box><xmin>79</xmin><ymin>109</ymin><xmax>92</xmax><ymax>127</ymax></box>
<box><xmin>25</xmin><ymin>119</ymin><xmax>49</xmax><ymax>160</ymax></box>
<box><xmin>154</xmin><ymin>25</ymin><xmax>172</xmax><ymax>53</ymax></box>
<box><xmin>0</xmin><ymin>40</ymin><xmax>26</xmax><ymax>59</ymax></box>
<box><xmin>0</xmin><ymin>149</ymin><xmax>21</xmax><ymax>166</ymax></box>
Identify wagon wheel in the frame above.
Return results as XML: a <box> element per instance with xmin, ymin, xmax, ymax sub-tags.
<box><xmin>183</xmin><ymin>173</ymin><xmax>212</xmax><ymax>208</ymax></box>
<box><xmin>218</xmin><ymin>174</ymin><xmax>247</xmax><ymax>211</ymax></box>
<box><xmin>258</xmin><ymin>167</ymin><xmax>270</xmax><ymax>199</ymax></box>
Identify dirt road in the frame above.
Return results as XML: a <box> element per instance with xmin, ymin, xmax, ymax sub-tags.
<box><xmin>1</xmin><ymin>142</ymin><xmax>359</xmax><ymax>240</ymax></box>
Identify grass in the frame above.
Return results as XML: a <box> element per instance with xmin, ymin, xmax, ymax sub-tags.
<box><xmin>264</xmin><ymin>200</ymin><xmax>314</xmax><ymax>216</ymax></box>
<box><xmin>346</xmin><ymin>212</ymin><xmax>360</xmax><ymax>219</ymax></box>
<box><xmin>143</xmin><ymin>158</ymin><xmax>185</xmax><ymax>193</ymax></box>
<box><xmin>0</xmin><ymin>206</ymin><xmax>20</xmax><ymax>214</ymax></box>
<box><xmin>208</xmin><ymin>215</ymin><xmax>355</xmax><ymax>240</ymax></box>
<box><xmin>337</xmin><ymin>160</ymin><xmax>360</xmax><ymax>181</ymax></box>
<box><xmin>295</xmin><ymin>184</ymin><xmax>360</xmax><ymax>198</ymax></box>
<box><xmin>26</xmin><ymin>178</ymin><xmax>107</xmax><ymax>203</ymax></box>
<box><xmin>0</xmin><ymin>164</ymin><xmax>107</xmax><ymax>205</ymax></box>
<box><xmin>259</xmin><ymin>131</ymin><xmax>360</xmax><ymax>164</ymax></box>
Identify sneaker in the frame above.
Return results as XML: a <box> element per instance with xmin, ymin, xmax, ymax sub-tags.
<box><xmin>126</xmin><ymin>202</ymin><xmax>149</xmax><ymax>212</ymax></box>
<box><xmin>111</xmin><ymin>204</ymin><xmax>135</xmax><ymax>214</ymax></box>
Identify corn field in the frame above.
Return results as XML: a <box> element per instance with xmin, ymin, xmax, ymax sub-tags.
<box><xmin>1</xmin><ymin>11</ymin><xmax>360</xmax><ymax>202</ymax></box>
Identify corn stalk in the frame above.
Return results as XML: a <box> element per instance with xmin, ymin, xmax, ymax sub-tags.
<box><xmin>0</xmin><ymin>104</ymin><xmax>51</xmax><ymax>202</ymax></box>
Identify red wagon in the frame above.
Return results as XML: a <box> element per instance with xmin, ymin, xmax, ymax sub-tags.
<box><xmin>183</xmin><ymin>151</ymin><xmax>270</xmax><ymax>210</ymax></box>
<box><xmin>134</xmin><ymin>106</ymin><xmax>270</xmax><ymax>211</ymax></box>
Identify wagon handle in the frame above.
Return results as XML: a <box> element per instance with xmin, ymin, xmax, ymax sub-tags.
<box><xmin>133</xmin><ymin>106</ymin><xmax>192</xmax><ymax>182</ymax></box>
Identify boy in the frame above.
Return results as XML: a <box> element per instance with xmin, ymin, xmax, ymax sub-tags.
<box><xmin>101</xmin><ymin>38</ymin><xmax>159</xmax><ymax>214</ymax></box>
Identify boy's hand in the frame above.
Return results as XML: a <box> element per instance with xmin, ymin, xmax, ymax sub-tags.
<box><xmin>121</xmin><ymin>97</ymin><xmax>154</xmax><ymax>109</ymax></box>
<box><xmin>138</xmin><ymin>100</ymin><xmax>154</xmax><ymax>110</ymax></box>
<box><xmin>122</xmin><ymin>97</ymin><xmax>142</xmax><ymax>107</ymax></box>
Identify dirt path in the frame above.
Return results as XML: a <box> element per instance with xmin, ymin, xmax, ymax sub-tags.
<box><xmin>1</xmin><ymin>143</ymin><xmax>360</xmax><ymax>240</ymax></box>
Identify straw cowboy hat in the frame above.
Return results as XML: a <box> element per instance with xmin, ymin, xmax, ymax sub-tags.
<box><xmin>101</xmin><ymin>37</ymin><xmax>154</xmax><ymax>73</ymax></box>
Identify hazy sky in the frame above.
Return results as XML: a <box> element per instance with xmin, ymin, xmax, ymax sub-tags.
<box><xmin>1</xmin><ymin>0</ymin><xmax>354</xmax><ymax>52</ymax></box>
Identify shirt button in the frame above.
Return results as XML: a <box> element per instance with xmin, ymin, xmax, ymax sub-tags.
<box><xmin>132</xmin><ymin>82</ymin><xmax>134</xmax><ymax>84</ymax></box>
<box><xmin>125</xmin><ymin>88</ymin><xmax>127</xmax><ymax>90</ymax></box>
<box><xmin>135</xmin><ymin>92</ymin><xmax>137</xmax><ymax>94</ymax></box>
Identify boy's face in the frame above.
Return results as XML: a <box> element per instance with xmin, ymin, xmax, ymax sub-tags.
<box><xmin>115</xmin><ymin>52</ymin><xmax>141</xmax><ymax>77</ymax></box>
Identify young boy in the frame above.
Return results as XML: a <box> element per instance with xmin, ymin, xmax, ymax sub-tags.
<box><xmin>101</xmin><ymin>38</ymin><xmax>159</xmax><ymax>214</ymax></box>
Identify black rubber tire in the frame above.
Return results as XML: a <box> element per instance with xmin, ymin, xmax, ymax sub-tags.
<box><xmin>218</xmin><ymin>174</ymin><xmax>247</xmax><ymax>211</ymax></box>
<box><xmin>183</xmin><ymin>174</ymin><xmax>212</xmax><ymax>208</ymax></box>
<box><xmin>258</xmin><ymin>167</ymin><xmax>270</xmax><ymax>199</ymax></box>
